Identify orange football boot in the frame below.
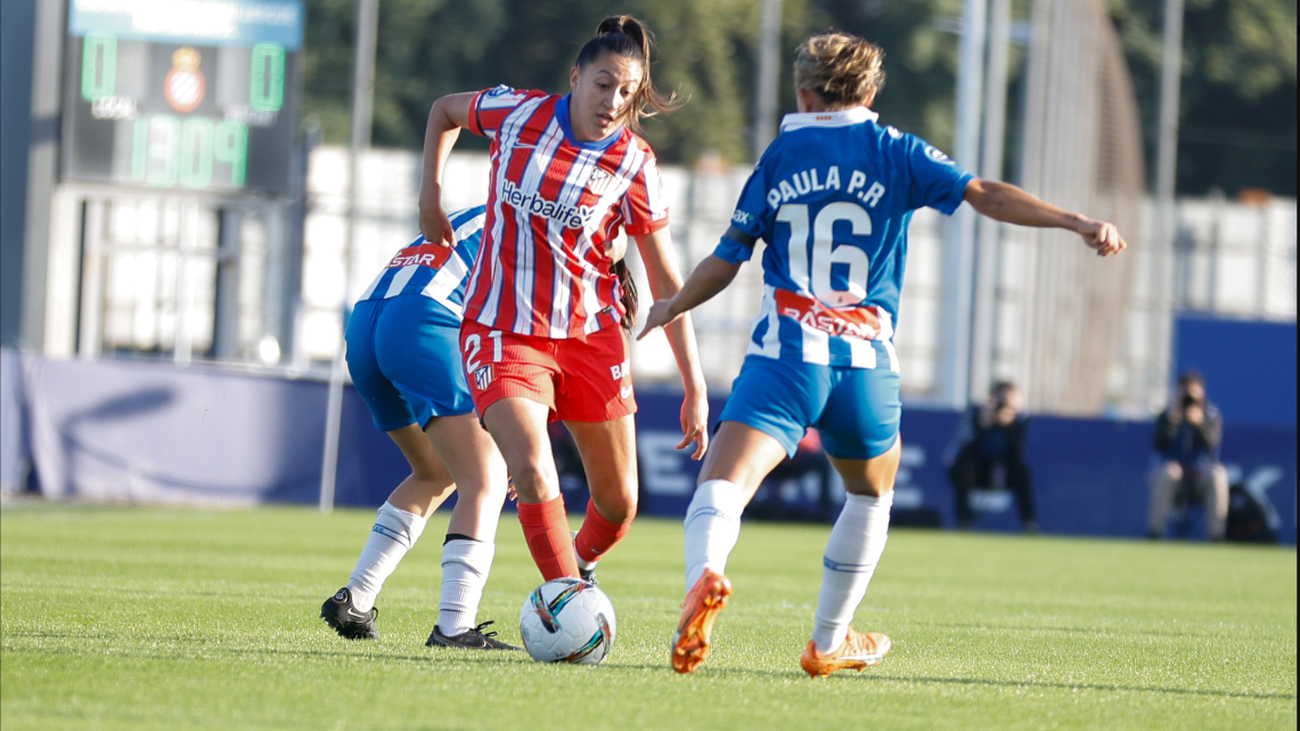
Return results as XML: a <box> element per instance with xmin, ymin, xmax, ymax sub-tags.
<box><xmin>670</xmin><ymin>568</ymin><xmax>733</xmax><ymax>674</ymax></box>
<box><xmin>799</xmin><ymin>627</ymin><xmax>892</xmax><ymax>677</ymax></box>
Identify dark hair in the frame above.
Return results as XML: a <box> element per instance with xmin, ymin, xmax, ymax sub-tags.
<box><xmin>1177</xmin><ymin>370</ymin><xmax>1205</xmax><ymax>388</ymax></box>
<box><xmin>991</xmin><ymin>380</ymin><xmax>1017</xmax><ymax>395</ymax></box>
<box><xmin>614</xmin><ymin>259</ymin><xmax>638</xmax><ymax>331</ymax></box>
<box><xmin>575</xmin><ymin>16</ymin><xmax>682</xmax><ymax>132</ymax></box>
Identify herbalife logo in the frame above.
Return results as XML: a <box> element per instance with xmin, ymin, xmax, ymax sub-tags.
<box><xmin>501</xmin><ymin>180</ymin><xmax>597</xmax><ymax>230</ymax></box>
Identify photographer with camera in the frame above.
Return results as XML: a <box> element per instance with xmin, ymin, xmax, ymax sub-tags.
<box><xmin>948</xmin><ymin>381</ymin><xmax>1037</xmax><ymax>532</ymax></box>
<box><xmin>1148</xmin><ymin>370</ymin><xmax>1228</xmax><ymax>540</ymax></box>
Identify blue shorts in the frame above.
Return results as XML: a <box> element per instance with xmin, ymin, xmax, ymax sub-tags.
<box><xmin>345</xmin><ymin>295</ymin><xmax>474</xmax><ymax>432</ymax></box>
<box><xmin>718</xmin><ymin>355</ymin><xmax>901</xmax><ymax>460</ymax></box>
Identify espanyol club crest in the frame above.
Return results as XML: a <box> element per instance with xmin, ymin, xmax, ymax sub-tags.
<box><xmin>587</xmin><ymin>169</ymin><xmax>614</xmax><ymax>196</ymax></box>
<box><xmin>924</xmin><ymin>145</ymin><xmax>954</xmax><ymax>164</ymax></box>
<box><xmin>165</xmin><ymin>47</ymin><xmax>206</xmax><ymax>113</ymax></box>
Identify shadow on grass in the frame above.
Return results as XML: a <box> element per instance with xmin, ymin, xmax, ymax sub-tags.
<box><xmin>926</xmin><ymin>620</ymin><xmax>1237</xmax><ymax>638</ymax></box>
<box><xmin>8</xmin><ymin>631</ymin><xmax>1294</xmax><ymax>702</ymax></box>
<box><xmin>2</xmin><ymin>630</ymin><xmax>530</xmax><ymax>668</ymax></box>
<box><xmin>605</xmin><ymin>661</ymin><xmax>1294</xmax><ymax>701</ymax></box>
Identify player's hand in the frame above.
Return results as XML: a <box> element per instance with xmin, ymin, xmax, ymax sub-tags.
<box><xmin>419</xmin><ymin>203</ymin><xmax>455</xmax><ymax>248</ymax></box>
<box><xmin>637</xmin><ymin>299</ymin><xmax>681</xmax><ymax>341</ymax></box>
<box><xmin>679</xmin><ymin>388</ymin><xmax>709</xmax><ymax>460</ymax></box>
<box><xmin>1077</xmin><ymin>218</ymin><xmax>1127</xmax><ymax>257</ymax></box>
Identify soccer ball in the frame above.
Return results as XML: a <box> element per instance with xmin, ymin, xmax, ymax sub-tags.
<box><xmin>519</xmin><ymin>578</ymin><xmax>617</xmax><ymax>665</ymax></box>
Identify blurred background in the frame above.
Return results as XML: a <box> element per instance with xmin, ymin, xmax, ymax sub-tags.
<box><xmin>0</xmin><ymin>0</ymin><xmax>1294</xmax><ymax>540</ymax></box>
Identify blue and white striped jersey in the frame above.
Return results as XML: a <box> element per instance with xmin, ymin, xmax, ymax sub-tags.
<box><xmin>356</xmin><ymin>206</ymin><xmax>486</xmax><ymax>318</ymax></box>
<box><xmin>715</xmin><ymin>107</ymin><xmax>973</xmax><ymax>370</ymax></box>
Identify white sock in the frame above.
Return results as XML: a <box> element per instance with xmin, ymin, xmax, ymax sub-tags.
<box><xmin>346</xmin><ymin>502</ymin><xmax>427</xmax><ymax>613</ymax></box>
<box><xmin>573</xmin><ymin>530</ymin><xmax>597</xmax><ymax>572</ymax></box>
<box><xmin>438</xmin><ymin>538</ymin><xmax>495</xmax><ymax>636</ymax></box>
<box><xmin>812</xmin><ymin>491</ymin><xmax>893</xmax><ymax>654</ymax></box>
<box><xmin>683</xmin><ymin>479</ymin><xmax>746</xmax><ymax>592</ymax></box>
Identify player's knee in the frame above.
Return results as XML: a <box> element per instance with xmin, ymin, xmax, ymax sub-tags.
<box><xmin>593</xmin><ymin>491</ymin><xmax>637</xmax><ymax>524</ymax></box>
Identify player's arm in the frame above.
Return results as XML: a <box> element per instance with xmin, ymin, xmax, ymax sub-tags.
<box><xmin>638</xmin><ymin>254</ymin><xmax>740</xmax><ymax>340</ymax></box>
<box><xmin>963</xmin><ymin>178</ymin><xmax>1127</xmax><ymax>257</ymax></box>
<box><xmin>634</xmin><ymin>226</ymin><xmax>710</xmax><ymax>459</ymax></box>
<box><xmin>418</xmin><ymin>92</ymin><xmax>476</xmax><ymax>246</ymax></box>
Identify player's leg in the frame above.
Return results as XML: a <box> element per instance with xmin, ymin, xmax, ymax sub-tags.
<box><xmin>321</xmin><ymin>300</ymin><xmax>452</xmax><ymax>639</ymax></box>
<box><xmin>482</xmin><ymin>397</ymin><xmax>579</xmax><ymax>581</ymax></box>
<box><xmin>672</xmin><ymin>355</ymin><xmax>824</xmax><ymax>673</ymax></box>
<box><xmin>1148</xmin><ymin>460</ymin><xmax>1182</xmax><ymax>539</ymax></box>
<box><xmin>683</xmin><ymin>421</ymin><xmax>789</xmax><ymax>587</ymax></box>
<box><xmin>422</xmin><ymin>413</ymin><xmax>519</xmax><ymax>650</ymax></box>
<box><xmin>799</xmin><ymin>365</ymin><xmax>900</xmax><ymax>677</ymax></box>
<box><xmin>553</xmin><ymin>324</ymin><xmax>641</xmax><ymax>582</ymax></box>
<box><xmin>1199</xmin><ymin>463</ymin><xmax>1229</xmax><ymax>541</ymax></box>
<box><xmin>323</xmin><ymin>421</ymin><xmax>456</xmax><ymax>639</ymax></box>
<box><xmin>461</xmin><ymin>320</ymin><xmax>578</xmax><ymax>581</ymax></box>
<box><xmin>564</xmin><ymin>415</ymin><xmax>637</xmax><ymax>582</ymax></box>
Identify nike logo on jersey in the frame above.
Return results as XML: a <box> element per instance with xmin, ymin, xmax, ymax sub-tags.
<box><xmin>620</xmin><ymin>384</ymin><xmax>634</xmax><ymax>399</ymax></box>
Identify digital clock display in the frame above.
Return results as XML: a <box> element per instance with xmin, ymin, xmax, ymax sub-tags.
<box><xmin>62</xmin><ymin>0</ymin><xmax>303</xmax><ymax>195</ymax></box>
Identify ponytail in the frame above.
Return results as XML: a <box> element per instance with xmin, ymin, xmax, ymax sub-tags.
<box><xmin>613</xmin><ymin>259</ymin><xmax>638</xmax><ymax>331</ymax></box>
<box><xmin>575</xmin><ymin>15</ymin><xmax>683</xmax><ymax>132</ymax></box>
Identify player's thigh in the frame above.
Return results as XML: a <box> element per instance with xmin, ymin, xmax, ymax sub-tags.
<box><xmin>373</xmin><ymin>296</ymin><xmax>474</xmax><ymax>420</ymax></box>
<box><xmin>386</xmin><ymin>422</ymin><xmax>451</xmax><ymax>485</ymax></box>
<box><xmin>816</xmin><ymin>366</ymin><xmax>901</xmax><ymax>462</ymax></box>
<box><xmin>460</xmin><ymin>319</ymin><xmax>559</xmax><ymax>418</ymax></box>
<box><xmin>564</xmin><ymin>415</ymin><xmax>638</xmax><ymax>520</ymax></box>
<box><xmin>697</xmin><ymin>420</ymin><xmax>790</xmax><ymax>501</ymax></box>
<box><xmin>553</xmin><ymin>326</ymin><xmax>635</xmax><ymax>422</ymax></box>
<box><xmin>708</xmin><ymin>355</ymin><xmax>829</xmax><ymax>496</ymax></box>
<box><xmin>346</xmin><ymin>299</ymin><xmax>421</xmax><ymax>432</ymax></box>
<box><xmin>828</xmin><ymin>439</ymin><xmax>902</xmax><ymax>497</ymax></box>
<box><xmin>481</xmin><ymin>396</ymin><xmax>559</xmax><ymax>502</ymax></box>
<box><xmin>424</xmin><ymin>412</ymin><xmax>507</xmax><ymax>498</ymax></box>
<box><xmin>717</xmin><ymin>355</ymin><xmax>829</xmax><ymax>459</ymax></box>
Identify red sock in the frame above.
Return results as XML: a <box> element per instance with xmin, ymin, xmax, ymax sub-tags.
<box><xmin>517</xmin><ymin>496</ymin><xmax>579</xmax><ymax>581</ymax></box>
<box><xmin>575</xmin><ymin>498</ymin><xmax>635</xmax><ymax>564</ymax></box>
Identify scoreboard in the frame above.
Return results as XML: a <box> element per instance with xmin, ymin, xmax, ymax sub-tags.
<box><xmin>62</xmin><ymin>0</ymin><xmax>304</xmax><ymax>195</ymax></box>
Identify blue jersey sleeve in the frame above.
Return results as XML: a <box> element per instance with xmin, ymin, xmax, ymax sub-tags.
<box><xmin>712</xmin><ymin>162</ymin><xmax>773</xmax><ymax>264</ymax></box>
<box><xmin>904</xmin><ymin>135</ymin><xmax>974</xmax><ymax>215</ymax></box>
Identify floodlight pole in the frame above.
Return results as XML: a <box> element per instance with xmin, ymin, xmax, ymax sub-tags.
<box><xmin>968</xmin><ymin>0</ymin><xmax>1011</xmax><ymax>403</ymax></box>
<box><xmin>752</xmin><ymin>0</ymin><xmax>782</xmax><ymax>158</ymax></box>
<box><xmin>1149</xmin><ymin>0</ymin><xmax>1184</xmax><ymax>408</ymax></box>
<box><xmin>939</xmin><ymin>0</ymin><xmax>987</xmax><ymax>409</ymax></box>
<box><xmin>321</xmin><ymin>0</ymin><xmax>379</xmax><ymax>514</ymax></box>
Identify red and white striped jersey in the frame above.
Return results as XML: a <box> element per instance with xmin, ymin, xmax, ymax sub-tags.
<box><xmin>462</xmin><ymin>86</ymin><xmax>669</xmax><ymax>338</ymax></box>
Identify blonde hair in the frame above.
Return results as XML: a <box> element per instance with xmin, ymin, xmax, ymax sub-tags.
<box><xmin>793</xmin><ymin>32</ymin><xmax>885</xmax><ymax>108</ymax></box>
<box><xmin>575</xmin><ymin>15</ymin><xmax>683</xmax><ymax>132</ymax></box>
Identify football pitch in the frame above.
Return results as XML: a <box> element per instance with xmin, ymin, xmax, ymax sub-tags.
<box><xmin>1</xmin><ymin>503</ymin><xmax>1294</xmax><ymax>730</ymax></box>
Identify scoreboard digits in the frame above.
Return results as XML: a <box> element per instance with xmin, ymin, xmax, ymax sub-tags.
<box><xmin>63</xmin><ymin>0</ymin><xmax>302</xmax><ymax>195</ymax></box>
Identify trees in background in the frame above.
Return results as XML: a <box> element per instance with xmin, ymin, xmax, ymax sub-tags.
<box><xmin>302</xmin><ymin>0</ymin><xmax>1295</xmax><ymax>195</ymax></box>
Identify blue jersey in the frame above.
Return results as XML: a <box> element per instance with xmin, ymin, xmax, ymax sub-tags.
<box><xmin>715</xmin><ymin>107</ymin><xmax>973</xmax><ymax>369</ymax></box>
<box><xmin>357</xmin><ymin>206</ymin><xmax>486</xmax><ymax>318</ymax></box>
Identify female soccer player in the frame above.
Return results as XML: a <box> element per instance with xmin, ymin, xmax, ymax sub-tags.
<box><xmin>640</xmin><ymin>31</ymin><xmax>1127</xmax><ymax>677</ymax></box>
<box><xmin>320</xmin><ymin>206</ymin><xmax>518</xmax><ymax>650</ymax></box>
<box><xmin>418</xmin><ymin>17</ymin><xmax>709</xmax><ymax>583</ymax></box>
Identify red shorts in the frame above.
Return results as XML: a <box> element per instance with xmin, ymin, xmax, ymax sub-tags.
<box><xmin>459</xmin><ymin>319</ymin><xmax>637</xmax><ymax>422</ymax></box>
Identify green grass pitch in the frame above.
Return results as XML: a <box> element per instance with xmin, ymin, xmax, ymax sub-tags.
<box><xmin>1</xmin><ymin>503</ymin><xmax>1294</xmax><ymax>730</ymax></box>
